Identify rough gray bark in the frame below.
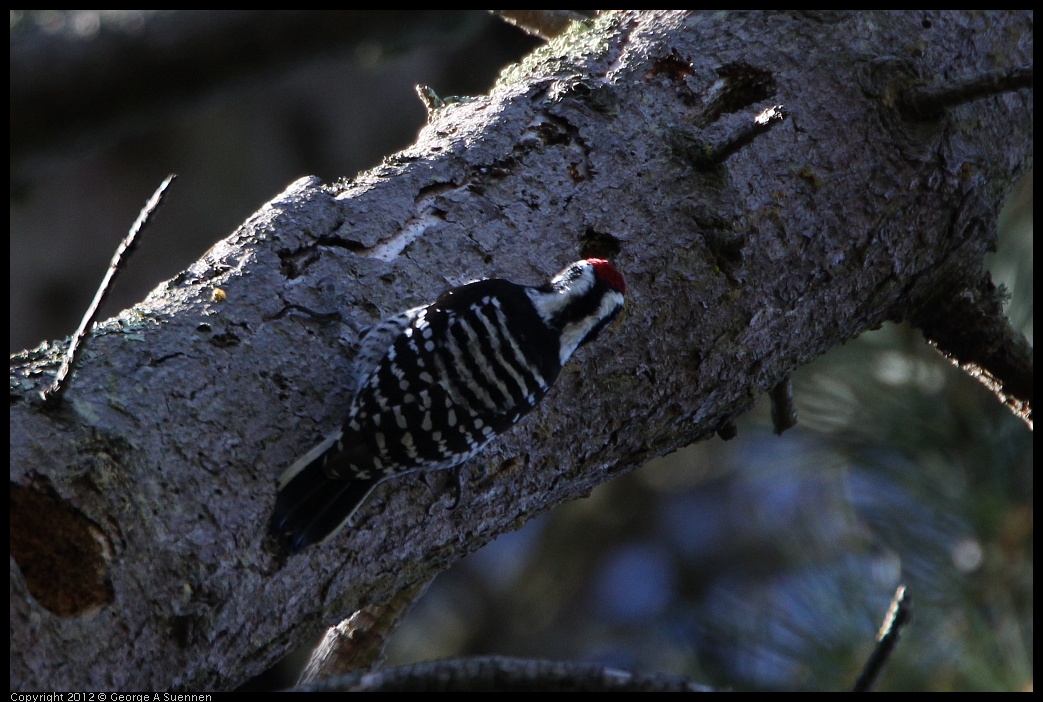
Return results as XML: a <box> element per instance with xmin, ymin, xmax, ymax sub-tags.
<box><xmin>9</xmin><ymin>10</ymin><xmax>1032</xmax><ymax>691</ymax></box>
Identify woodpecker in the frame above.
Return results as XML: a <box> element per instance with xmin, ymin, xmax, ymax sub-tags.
<box><xmin>272</xmin><ymin>258</ymin><xmax>626</xmax><ymax>554</ymax></box>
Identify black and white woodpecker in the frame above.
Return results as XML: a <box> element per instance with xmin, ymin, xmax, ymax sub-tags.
<box><xmin>272</xmin><ymin>259</ymin><xmax>627</xmax><ymax>554</ymax></box>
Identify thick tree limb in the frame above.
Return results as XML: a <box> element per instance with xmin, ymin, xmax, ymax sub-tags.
<box><xmin>900</xmin><ymin>63</ymin><xmax>1033</xmax><ymax>121</ymax></box>
<box><xmin>293</xmin><ymin>655</ymin><xmax>716</xmax><ymax>692</ymax></box>
<box><xmin>10</xmin><ymin>10</ymin><xmax>1032</xmax><ymax>690</ymax></box>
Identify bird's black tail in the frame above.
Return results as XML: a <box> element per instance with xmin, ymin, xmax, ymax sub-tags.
<box><xmin>271</xmin><ymin>456</ymin><xmax>380</xmax><ymax>555</ymax></box>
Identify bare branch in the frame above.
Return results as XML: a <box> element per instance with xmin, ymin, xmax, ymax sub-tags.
<box><xmin>915</xmin><ymin>275</ymin><xmax>1033</xmax><ymax>428</ymax></box>
<box><xmin>900</xmin><ymin>64</ymin><xmax>1033</xmax><ymax>121</ymax></box>
<box><xmin>299</xmin><ymin>581</ymin><xmax>430</xmax><ymax>684</ymax></box>
<box><xmin>677</xmin><ymin>104</ymin><xmax>788</xmax><ymax>171</ymax></box>
<box><xmin>492</xmin><ymin>10</ymin><xmax>588</xmax><ymax>40</ymax></box>
<box><xmin>9</xmin><ymin>11</ymin><xmax>1031</xmax><ymax>690</ymax></box>
<box><xmin>294</xmin><ymin>655</ymin><xmax>716</xmax><ymax>692</ymax></box>
<box><xmin>39</xmin><ymin>174</ymin><xmax>176</xmax><ymax>407</ymax></box>
<box><xmin>852</xmin><ymin>585</ymin><xmax>912</xmax><ymax>692</ymax></box>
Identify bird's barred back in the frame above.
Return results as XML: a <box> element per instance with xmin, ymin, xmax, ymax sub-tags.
<box><xmin>273</xmin><ymin>259</ymin><xmax>626</xmax><ymax>554</ymax></box>
<box><xmin>337</xmin><ymin>282</ymin><xmax>562</xmax><ymax>481</ymax></box>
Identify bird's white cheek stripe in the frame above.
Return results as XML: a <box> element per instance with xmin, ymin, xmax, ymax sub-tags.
<box><xmin>558</xmin><ymin>290</ymin><xmax>624</xmax><ymax>365</ymax></box>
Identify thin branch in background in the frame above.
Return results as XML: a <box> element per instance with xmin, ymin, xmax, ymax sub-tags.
<box><xmin>39</xmin><ymin>174</ymin><xmax>177</xmax><ymax>407</ymax></box>
<box><xmin>294</xmin><ymin>655</ymin><xmax>716</xmax><ymax>692</ymax></box>
<box><xmin>492</xmin><ymin>10</ymin><xmax>588</xmax><ymax>41</ymax></box>
<box><xmin>916</xmin><ymin>274</ymin><xmax>1034</xmax><ymax>429</ymax></box>
<box><xmin>852</xmin><ymin>585</ymin><xmax>912</xmax><ymax>692</ymax></box>
<box><xmin>695</xmin><ymin>104</ymin><xmax>788</xmax><ymax>170</ymax></box>
<box><xmin>900</xmin><ymin>63</ymin><xmax>1033</xmax><ymax>120</ymax></box>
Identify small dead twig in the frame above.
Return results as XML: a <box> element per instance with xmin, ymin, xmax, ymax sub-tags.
<box><xmin>900</xmin><ymin>64</ymin><xmax>1033</xmax><ymax>120</ymax></box>
<box><xmin>39</xmin><ymin>174</ymin><xmax>177</xmax><ymax>407</ymax></box>
<box><xmin>852</xmin><ymin>585</ymin><xmax>912</xmax><ymax>692</ymax></box>
<box><xmin>492</xmin><ymin>10</ymin><xmax>588</xmax><ymax>41</ymax></box>
<box><xmin>695</xmin><ymin>104</ymin><xmax>788</xmax><ymax>170</ymax></box>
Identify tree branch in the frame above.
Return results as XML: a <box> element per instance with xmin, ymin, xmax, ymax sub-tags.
<box><xmin>492</xmin><ymin>10</ymin><xmax>589</xmax><ymax>41</ymax></box>
<box><xmin>915</xmin><ymin>274</ymin><xmax>1033</xmax><ymax>428</ymax></box>
<box><xmin>10</xmin><ymin>10</ymin><xmax>1032</xmax><ymax>690</ymax></box>
<box><xmin>293</xmin><ymin>655</ymin><xmax>716</xmax><ymax>692</ymax></box>
<box><xmin>40</xmin><ymin>175</ymin><xmax>176</xmax><ymax>406</ymax></box>
<box><xmin>852</xmin><ymin>585</ymin><xmax>912</xmax><ymax>692</ymax></box>
<box><xmin>899</xmin><ymin>63</ymin><xmax>1033</xmax><ymax>121</ymax></box>
<box><xmin>299</xmin><ymin>580</ymin><xmax>430</xmax><ymax>683</ymax></box>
